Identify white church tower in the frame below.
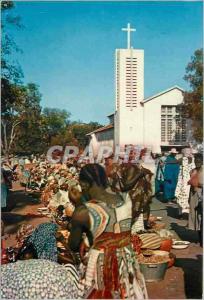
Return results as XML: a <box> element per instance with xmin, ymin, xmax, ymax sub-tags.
<box><xmin>114</xmin><ymin>23</ymin><xmax>144</xmax><ymax>150</ymax></box>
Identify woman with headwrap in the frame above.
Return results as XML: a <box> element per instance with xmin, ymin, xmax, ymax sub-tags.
<box><xmin>67</xmin><ymin>163</ymin><xmax>148</xmax><ymax>299</ymax></box>
<box><xmin>109</xmin><ymin>162</ymin><xmax>153</xmax><ymax>231</ymax></box>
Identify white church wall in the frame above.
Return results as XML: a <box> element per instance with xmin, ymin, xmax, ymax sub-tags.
<box><xmin>158</xmin><ymin>88</ymin><xmax>183</xmax><ymax>106</ymax></box>
<box><xmin>115</xmin><ymin>48</ymin><xmax>144</xmax><ymax>149</ymax></box>
<box><xmin>116</xmin><ymin>49</ymin><xmax>144</xmax><ymax>110</ymax></box>
<box><xmin>118</xmin><ymin>106</ymin><xmax>144</xmax><ymax>148</ymax></box>
<box><xmin>143</xmin><ymin>99</ymin><xmax>161</xmax><ymax>153</ymax></box>
<box><xmin>144</xmin><ymin>88</ymin><xmax>184</xmax><ymax>153</ymax></box>
<box><xmin>114</xmin><ymin>111</ymin><xmax>120</xmax><ymax>147</ymax></box>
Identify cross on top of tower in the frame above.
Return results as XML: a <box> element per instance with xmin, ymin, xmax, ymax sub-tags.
<box><xmin>122</xmin><ymin>23</ymin><xmax>136</xmax><ymax>49</ymax></box>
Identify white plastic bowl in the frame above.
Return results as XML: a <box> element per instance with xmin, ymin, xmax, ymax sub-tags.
<box><xmin>172</xmin><ymin>240</ymin><xmax>190</xmax><ymax>249</ymax></box>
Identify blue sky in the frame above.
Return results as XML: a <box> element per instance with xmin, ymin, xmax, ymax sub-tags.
<box><xmin>4</xmin><ymin>1</ymin><xmax>203</xmax><ymax>124</ymax></box>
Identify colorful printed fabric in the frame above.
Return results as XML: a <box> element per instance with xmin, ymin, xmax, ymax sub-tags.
<box><xmin>85</xmin><ymin>202</ymin><xmax>110</xmax><ymax>239</ymax></box>
<box><xmin>139</xmin><ymin>233</ymin><xmax>161</xmax><ymax>249</ymax></box>
<box><xmin>1</xmin><ymin>259</ymin><xmax>79</xmax><ymax>299</ymax></box>
<box><xmin>131</xmin><ymin>214</ymin><xmax>144</xmax><ymax>233</ymax></box>
<box><xmin>82</xmin><ymin>233</ymin><xmax>147</xmax><ymax>299</ymax></box>
<box><xmin>16</xmin><ymin>224</ymin><xmax>35</xmax><ymax>249</ymax></box>
<box><xmin>94</xmin><ymin>231</ymin><xmax>131</xmax><ymax>292</ymax></box>
<box><xmin>27</xmin><ymin>223</ymin><xmax>58</xmax><ymax>262</ymax></box>
<box><xmin>81</xmin><ymin>197</ymin><xmax>148</xmax><ymax>299</ymax></box>
<box><xmin>175</xmin><ymin>157</ymin><xmax>195</xmax><ymax>213</ymax></box>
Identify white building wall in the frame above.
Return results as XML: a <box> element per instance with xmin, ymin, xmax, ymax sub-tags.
<box><xmin>89</xmin><ymin>130</ymin><xmax>114</xmax><ymax>159</ymax></box>
<box><xmin>115</xmin><ymin>48</ymin><xmax>144</xmax><ymax>149</ymax></box>
<box><xmin>114</xmin><ymin>110</ymin><xmax>120</xmax><ymax>147</ymax></box>
<box><xmin>143</xmin><ymin>88</ymin><xmax>184</xmax><ymax>153</ymax></box>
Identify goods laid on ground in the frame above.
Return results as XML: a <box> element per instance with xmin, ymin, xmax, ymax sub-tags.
<box><xmin>151</xmin><ymin>223</ymin><xmax>166</xmax><ymax>230</ymax></box>
<box><xmin>139</xmin><ymin>233</ymin><xmax>162</xmax><ymax>250</ymax></box>
<box><xmin>160</xmin><ymin>239</ymin><xmax>173</xmax><ymax>252</ymax></box>
<box><xmin>139</xmin><ymin>250</ymin><xmax>170</xmax><ymax>282</ymax></box>
<box><xmin>172</xmin><ymin>240</ymin><xmax>190</xmax><ymax>249</ymax></box>
<box><xmin>138</xmin><ymin>251</ymin><xmax>170</xmax><ymax>264</ymax></box>
<box><xmin>139</xmin><ymin>261</ymin><xmax>169</xmax><ymax>282</ymax></box>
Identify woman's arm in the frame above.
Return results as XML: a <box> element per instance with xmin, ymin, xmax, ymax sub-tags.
<box><xmin>68</xmin><ymin>221</ymin><xmax>84</xmax><ymax>252</ymax></box>
<box><xmin>68</xmin><ymin>205</ymin><xmax>90</xmax><ymax>252</ymax></box>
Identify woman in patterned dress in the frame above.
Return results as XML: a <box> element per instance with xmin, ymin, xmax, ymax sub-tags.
<box><xmin>68</xmin><ymin>163</ymin><xmax>148</xmax><ymax>299</ymax></box>
<box><xmin>175</xmin><ymin>150</ymin><xmax>195</xmax><ymax>216</ymax></box>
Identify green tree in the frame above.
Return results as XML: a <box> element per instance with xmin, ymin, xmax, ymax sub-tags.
<box><xmin>48</xmin><ymin>121</ymin><xmax>102</xmax><ymax>149</ymax></box>
<box><xmin>1</xmin><ymin>83</ymin><xmax>26</xmax><ymax>155</ymax></box>
<box><xmin>70</xmin><ymin>122</ymin><xmax>102</xmax><ymax>149</ymax></box>
<box><xmin>50</xmin><ymin>130</ymin><xmax>74</xmax><ymax>148</ymax></box>
<box><xmin>43</xmin><ymin>108</ymin><xmax>71</xmax><ymax>145</ymax></box>
<box><xmin>1</xmin><ymin>0</ymin><xmax>23</xmax><ymax>116</ymax></box>
<box><xmin>1</xmin><ymin>1</ymin><xmax>24</xmax><ymax>156</ymax></box>
<box><xmin>14</xmin><ymin>84</ymin><xmax>47</xmax><ymax>154</ymax></box>
<box><xmin>1</xmin><ymin>1</ymin><xmax>23</xmax><ymax>84</ymax></box>
<box><xmin>1</xmin><ymin>83</ymin><xmax>46</xmax><ymax>155</ymax></box>
<box><xmin>183</xmin><ymin>49</ymin><xmax>203</xmax><ymax>142</ymax></box>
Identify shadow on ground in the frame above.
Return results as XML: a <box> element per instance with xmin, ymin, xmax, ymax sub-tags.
<box><xmin>175</xmin><ymin>255</ymin><xmax>203</xmax><ymax>299</ymax></box>
<box><xmin>2</xmin><ymin>190</ymin><xmax>40</xmax><ymax>212</ymax></box>
<box><xmin>1</xmin><ymin>189</ymin><xmax>42</xmax><ymax>235</ymax></box>
<box><xmin>1</xmin><ymin>213</ymin><xmax>38</xmax><ymax>234</ymax></box>
<box><xmin>166</xmin><ymin>206</ymin><xmax>180</xmax><ymax>219</ymax></box>
<box><xmin>155</xmin><ymin>195</ymin><xmax>190</xmax><ymax>221</ymax></box>
<box><xmin>171</xmin><ymin>222</ymin><xmax>199</xmax><ymax>243</ymax></box>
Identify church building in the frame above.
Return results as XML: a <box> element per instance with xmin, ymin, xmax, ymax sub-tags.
<box><xmin>87</xmin><ymin>24</ymin><xmax>188</xmax><ymax>156</ymax></box>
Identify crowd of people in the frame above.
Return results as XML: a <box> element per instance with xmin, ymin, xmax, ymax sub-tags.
<box><xmin>1</xmin><ymin>146</ymin><xmax>203</xmax><ymax>299</ymax></box>
<box><xmin>154</xmin><ymin>148</ymin><xmax>203</xmax><ymax>245</ymax></box>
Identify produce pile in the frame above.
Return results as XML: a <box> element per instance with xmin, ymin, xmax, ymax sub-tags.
<box><xmin>138</xmin><ymin>253</ymin><xmax>170</xmax><ymax>264</ymax></box>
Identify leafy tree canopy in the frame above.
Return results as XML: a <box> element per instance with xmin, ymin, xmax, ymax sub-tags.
<box><xmin>43</xmin><ymin>108</ymin><xmax>71</xmax><ymax>138</ymax></box>
<box><xmin>183</xmin><ymin>48</ymin><xmax>203</xmax><ymax>142</ymax></box>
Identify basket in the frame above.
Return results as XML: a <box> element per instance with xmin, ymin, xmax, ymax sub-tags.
<box><xmin>139</xmin><ymin>261</ymin><xmax>168</xmax><ymax>282</ymax></box>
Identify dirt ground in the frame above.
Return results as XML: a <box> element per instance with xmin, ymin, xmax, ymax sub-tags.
<box><xmin>1</xmin><ymin>182</ymin><xmax>203</xmax><ymax>299</ymax></box>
